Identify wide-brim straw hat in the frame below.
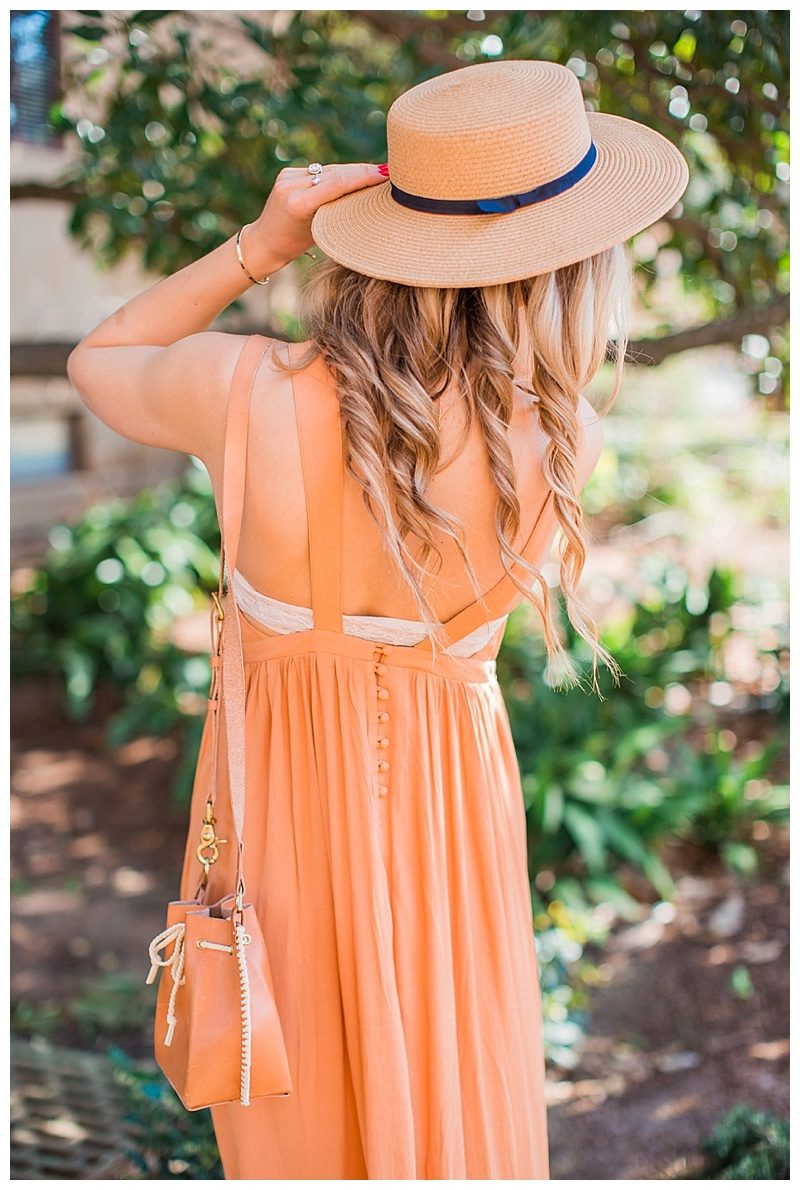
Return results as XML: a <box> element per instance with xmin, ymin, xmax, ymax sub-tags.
<box><xmin>311</xmin><ymin>59</ymin><xmax>689</xmax><ymax>288</ymax></box>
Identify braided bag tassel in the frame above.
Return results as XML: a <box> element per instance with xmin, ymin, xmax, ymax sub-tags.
<box><xmin>233</xmin><ymin>920</ymin><xmax>253</xmax><ymax>1105</ymax></box>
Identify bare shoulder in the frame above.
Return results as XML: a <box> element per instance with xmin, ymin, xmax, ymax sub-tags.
<box><xmin>186</xmin><ymin>331</ymin><xmax>279</xmax><ymax>465</ymax></box>
<box><xmin>192</xmin><ymin>330</ymin><xmax>274</xmax><ymax>400</ymax></box>
<box><xmin>67</xmin><ymin>328</ymin><xmax>280</xmax><ymax>463</ymax></box>
<box><xmin>202</xmin><ymin>333</ymin><xmax>307</xmax><ymax>492</ymax></box>
<box><xmin>575</xmin><ymin>393</ymin><xmax>606</xmax><ymax>490</ymax></box>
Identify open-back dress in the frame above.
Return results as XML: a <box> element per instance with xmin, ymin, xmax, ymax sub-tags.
<box><xmin>178</xmin><ymin>335</ymin><xmax>560</xmax><ymax>1179</ymax></box>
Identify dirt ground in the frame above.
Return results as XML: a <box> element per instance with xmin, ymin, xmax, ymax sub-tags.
<box><xmin>11</xmin><ymin>676</ymin><xmax>789</xmax><ymax>1179</ymax></box>
<box><xmin>11</xmin><ymin>678</ymin><xmax>187</xmax><ymax>1052</ymax></box>
<box><xmin>546</xmin><ymin>836</ymin><xmax>789</xmax><ymax>1179</ymax></box>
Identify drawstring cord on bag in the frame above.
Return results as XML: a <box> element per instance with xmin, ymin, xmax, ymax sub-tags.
<box><xmin>146</xmin><ymin>922</ymin><xmax>186</xmax><ymax>1046</ymax></box>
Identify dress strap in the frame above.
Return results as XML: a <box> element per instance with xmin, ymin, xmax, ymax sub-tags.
<box><xmin>289</xmin><ymin>342</ymin><xmax>344</xmax><ymax>633</ymax></box>
<box><xmin>410</xmin><ymin>487</ymin><xmax>559</xmax><ymax>654</ymax></box>
<box><xmin>221</xmin><ymin>334</ymin><xmax>272</xmax><ymax>579</ymax></box>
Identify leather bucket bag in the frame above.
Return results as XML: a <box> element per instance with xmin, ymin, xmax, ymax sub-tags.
<box><xmin>144</xmin><ymin>336</ymin><xmax>293</xmax><ymax>1110</ymax></box>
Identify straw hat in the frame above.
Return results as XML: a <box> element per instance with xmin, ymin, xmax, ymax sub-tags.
<box><xmin>310</xmin><ymin>59</ymin><xmax>689</xmax><ymax>288</ymax></box>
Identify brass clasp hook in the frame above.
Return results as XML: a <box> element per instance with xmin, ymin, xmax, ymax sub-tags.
<box><xmin>196</xmin><ymin>799</ymin><xmax>227</xmax><ymax>872</ymax></box>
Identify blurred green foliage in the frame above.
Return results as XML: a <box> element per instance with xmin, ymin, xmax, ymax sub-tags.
<box><xmin>534</xmin><ymin>899</ymin><xmax>613</xmax><ymax>1071</ymax></box>
<box><xmin>11</xmin><ymin>459</ymin><xmax>218</xmax><ymax>714</ymax></box>
<box><xmin>12</xmin><ymin>971</ymin><xmax>154</xmax><ymax>1046</ymax></box>
<box><xmin>499</xmin><ymin>554</ymin><xmax>788</xmax><ymax>908</ymax></box>
<box><xmin>10</xmin><ymin>999</ymin><xmax>63</xmax><ymax>1040</ymax></box>
<box><xmin>49</xmin><ymin>9</ymin><xmax>787</xmax><ymax>397</ymax></box>
<box><xmin>107</xmin><ymin>1046</ymin><xmax>224</xmax><ymax>1179</ymax></box>
<box><xmin>11</xmin><ymin>460</ymin><xmax>218</xmax><ymax>792</ymax></box>
<box><xmin>69</xmin><ymin>972</ymin><xmax>154</xmax><ymax>1041</ymax></box>
<box><xmin>697</xmin><ymin>1104</ymin><xmax>789</xmax><ymax>1179</ymax></box>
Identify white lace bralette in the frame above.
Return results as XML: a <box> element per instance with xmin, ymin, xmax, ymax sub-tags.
<box><xmin>232</xmin><ymin>569</ymin><xmax>507</xmax><ymax>658</ymax></box>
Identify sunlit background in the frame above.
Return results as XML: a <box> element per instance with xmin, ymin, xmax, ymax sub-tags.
<box><xmin>10</xmin><ymin>9</ymin><xmax>788</xmax><ymax>1181</ymax></box>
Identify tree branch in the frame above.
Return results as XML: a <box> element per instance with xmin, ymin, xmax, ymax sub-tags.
<box><xmin>354</xmin><ymin>9</ymin><xmax>513</xmax><ymax>68</ymax></box>
<box><xmin>622</xmin><ymin>295</ymin><xmax>788</xmax><ymax>366</ymax></box>
<box><xmin>11</xmin><ymin>182</ymin><xmax>84</xmax><ymax>203</ymax></box>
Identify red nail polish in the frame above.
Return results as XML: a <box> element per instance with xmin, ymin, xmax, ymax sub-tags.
<box><xmin>378</xmin><ymin>164</ymin><xmax>390</xmax><ymax>176</ymax></box>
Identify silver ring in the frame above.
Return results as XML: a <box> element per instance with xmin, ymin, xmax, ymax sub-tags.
<box><xmin>308</xmin><ymin>162</ymin><xmax>324</xmax><ymax>186</ymax></box>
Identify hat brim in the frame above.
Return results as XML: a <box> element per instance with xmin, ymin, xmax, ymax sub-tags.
<box><xmin>310</xmin><ymin>112</ymin><xmax>689</xmax><ymax>287</ymax></box>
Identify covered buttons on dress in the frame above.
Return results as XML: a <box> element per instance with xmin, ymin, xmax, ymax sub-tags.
<box><xmin>373</xmin><ymin>644</ymin><xmax>393</xmax><ymax>796</ymax></box>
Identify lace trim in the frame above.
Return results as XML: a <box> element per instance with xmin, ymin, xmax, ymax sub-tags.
<box><xmin>232</xmin><ymin>569</ymin><xmax>506</xmax><ymax>658</ymax></box>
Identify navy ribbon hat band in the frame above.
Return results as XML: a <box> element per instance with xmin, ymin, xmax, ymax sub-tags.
<box><xmin>390</xmin><ymin>141</ymin><xmax>598</xmax><ymax>216</ymax></box>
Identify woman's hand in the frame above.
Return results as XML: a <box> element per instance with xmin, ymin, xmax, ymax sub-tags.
<box><xmin>67</xmin><ymin>163</ymin><xmax>390</xmax><ymax>461</ymax></box>
<box><xmin>242</xmin><ymin>162</ymin><xmax>389</xmax><ymax>275</ymax></box>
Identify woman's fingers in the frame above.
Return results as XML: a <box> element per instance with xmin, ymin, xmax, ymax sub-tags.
<box><xmin>315</xmin><ymin>162</ymin><xmax>387</xmax><ymax>192</ymax></box>
<box><xmin>250</xmin><ymin>163</ymin><xmax>388</xmax><ymax>269</ymax></box>
<box><xmin>286</xmin><ymin>162</ymin><xmax>388</xmax><ymax>210</ymax></box>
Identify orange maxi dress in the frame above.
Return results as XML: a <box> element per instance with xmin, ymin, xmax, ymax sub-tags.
<box><xmin>178</xmin><ymin>336</ymin><xmax>560</xmax><ymax>1179</ymax></box>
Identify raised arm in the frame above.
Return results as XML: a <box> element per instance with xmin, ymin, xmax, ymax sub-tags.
<box><xmin>65</xmin><ymin>228</ymin><xmax>286</xmax><ymax>460</ymax></box>
<box><xmin>66</xmin><ymin>163</ymin><xmax>388</xmax><ymax>460</ymax></box>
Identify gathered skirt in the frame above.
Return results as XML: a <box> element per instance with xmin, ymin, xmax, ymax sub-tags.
<box><xmin>178</xmin><ymin>613</ymin><xmax>549</xmax><ymax>1179</ymax></box>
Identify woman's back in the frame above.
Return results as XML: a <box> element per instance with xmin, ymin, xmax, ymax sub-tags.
<box><xmin>228</xmin><ymin>337</ymin><xmax>599</xmax><ymax>643</ymax></box>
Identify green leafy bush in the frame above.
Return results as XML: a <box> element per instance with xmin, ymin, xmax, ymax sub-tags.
<box><xmin>107</xmin><ymin>1047</ymin><xmax>224</xmax><ymax>1179</ymax></box>
<box><xmin>698</xmin><ymin>1104</ymin><xmax>789</xmax><ymax>1180</ymax></box>
<box><xmin>68</xmin><ymin>973</ymin><xmax>154</xmax><ymax>1041</ymax></box>
<box><xmin>12</xmin><ymin>972</ymin><xmax>154</xmax><ymax>1047</ymax></box>
<box><xmin>534</xmin><ymin>899</ymin><xmax>614</xmax><ymax>1071</ymax></box>
<box><xmin>671</xmin><ymin>733</ymin><xmax>789</xmax><ymax>876</ymax></box>
<box><xmin>500</xmin><ymin>554</ymin><xmax>788</xmax><ymax>908</ymax></box>
<box><xmin>12</xmin><ymin>459</ymin><xmax>218</xmax><ymax>723</ymax></box>
<box><xmin>11</xmin><ymin>462</ymin><xmax>219</xmax><ymax>797</ymax></box>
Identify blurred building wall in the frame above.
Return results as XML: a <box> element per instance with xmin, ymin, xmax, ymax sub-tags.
<box><xmin>10</xmin><ymin>10</ymin><xmax>291</xmax><ymax>563</ymax></box>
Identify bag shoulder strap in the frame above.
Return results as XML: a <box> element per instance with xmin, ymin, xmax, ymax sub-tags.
<box><xmin>218</xmin><ymin>334</ymin><xmax>272</xmax><ymax>904</ymax></box>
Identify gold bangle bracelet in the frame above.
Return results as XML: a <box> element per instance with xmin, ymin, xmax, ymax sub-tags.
<box><xmin>235</xmin><ymin>224</ymin><xmax>271</xmax><ymax>286</ymax></box>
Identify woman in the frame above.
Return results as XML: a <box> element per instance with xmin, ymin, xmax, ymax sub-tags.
<box><xmin>68</xmin><ymin>60</ymin><xmax>688</xmax><ymax>1179</ymax></box>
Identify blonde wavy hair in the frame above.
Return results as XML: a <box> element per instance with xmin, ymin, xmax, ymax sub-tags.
<box><xmin>270</xmin><ymin>244</ymin><xmax>633</xmax><ymax>697</ymax></box>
